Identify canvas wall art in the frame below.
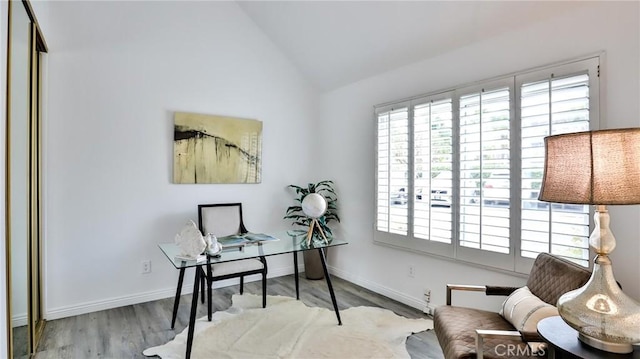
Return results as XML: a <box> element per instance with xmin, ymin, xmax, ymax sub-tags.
<box><xmin>173</xmin><ymin>112</ymin><xmax>262</xmax><ymax>184</ymax></box>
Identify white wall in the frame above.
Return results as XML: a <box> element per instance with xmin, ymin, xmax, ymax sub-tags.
<box><xmin>44</xmin><ymin>1</ymin><xmax>319</xmax><ymax>319</ymax></box>
<box><xmin>319</xmin><ymin>2</ymin><xmax>640</xmax><ymax>311</ymax></box>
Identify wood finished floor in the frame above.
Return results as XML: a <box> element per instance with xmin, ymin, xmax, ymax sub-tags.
<box><xmin>34</xmin><ymin>274</ymin><xmax>445</xmax><ymax>359</ymax></box>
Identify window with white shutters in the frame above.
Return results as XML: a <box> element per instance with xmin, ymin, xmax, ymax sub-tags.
<box><xmin>374</xmin><ymin>56</ymin><xmax>598</xmax><ymax>273</ymax></box>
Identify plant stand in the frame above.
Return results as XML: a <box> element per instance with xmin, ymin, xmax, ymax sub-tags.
<box><xmin>303</xmin><ymin>249</ymin><xmax>325</xmax><ymax>280</ymax></box>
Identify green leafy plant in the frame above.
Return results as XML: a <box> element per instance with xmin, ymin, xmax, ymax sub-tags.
<box><xmin>284</xmin><ymin>180</ymin><xmax>340</xmax><ymax>243</ymax></box>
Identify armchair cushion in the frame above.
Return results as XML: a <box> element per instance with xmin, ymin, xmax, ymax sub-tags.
<box><xmin>500</xmin><ymin>286</ymin><xmax>558</xmax><ymax>333</ymax></box>
<box><xmin>210</xmin><ymin>259</ymin><xmax>264</xmax><ymax>278</ymax></box>
<box><xmin>526</xmin><ymin>253</ymin><xmax>591</xmax><ymax>305</ymax></box>
<box><xmin>434</xmin><ymin>306</ymin><xmax>530</xmax><ymax>359</ymax></box>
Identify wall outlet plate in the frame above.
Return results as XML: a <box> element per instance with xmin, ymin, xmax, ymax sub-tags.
<box><xmin>142</xmin><ymin>260</ymin><xmax>151</xmax><ymax>274</ymax></box>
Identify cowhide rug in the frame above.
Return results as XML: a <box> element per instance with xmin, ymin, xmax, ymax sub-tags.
<box><xmin>143</xmin><ymin>294</ymin><xmax>433</xmax><ymax>359</ymax></box>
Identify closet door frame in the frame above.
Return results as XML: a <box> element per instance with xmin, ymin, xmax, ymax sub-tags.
<box><xmin>5</xmin><ymin>0</ymin><xmax>47</xmax><ymax>357</ymax></box>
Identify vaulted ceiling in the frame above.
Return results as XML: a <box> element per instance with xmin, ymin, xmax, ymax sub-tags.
<box><xmin>238</xmin><ymin>1</ymin><xmax>596</xmax><ymax>92</ymax></box>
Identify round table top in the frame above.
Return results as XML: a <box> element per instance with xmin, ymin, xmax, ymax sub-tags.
<box><xmin>537</xmin><ymin>316</ymin><xmax>640</xmax><ymax>359</ymax></box>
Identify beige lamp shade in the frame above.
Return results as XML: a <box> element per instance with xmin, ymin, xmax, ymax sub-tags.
<box><xmin>539</xmin><ymin>128</ymin><xmax>640</xmax><ymax>205</ymax></box>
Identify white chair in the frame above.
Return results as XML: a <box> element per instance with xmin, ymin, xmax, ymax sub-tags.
<box><xmin>170</xmin><ymin>203</ymin><xmax>267</xmax><ymax>328</ymax></box>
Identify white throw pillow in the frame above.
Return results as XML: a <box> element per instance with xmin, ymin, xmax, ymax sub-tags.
<box><xmin>500</xmin><ymin>286</ymin><xmax>558</xmax><ymax>333</ymax></box>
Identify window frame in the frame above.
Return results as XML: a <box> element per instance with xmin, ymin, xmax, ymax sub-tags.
<box><xmin>373</xmin><ymin>55</ymin><xmax>600</xmax><ymax>274</ymax></box>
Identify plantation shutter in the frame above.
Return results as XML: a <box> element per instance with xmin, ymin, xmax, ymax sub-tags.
<box><xmin>459</xmin><ymin>87</ymin><xmax>512</xmax><ymax>253</ymax></box>
<box><xmin>413</xmin><ymin>99</ymin><xmax>453</xmax><ymax>243</ymax></box>
<box><xmin>376</xmin><ymin>106</ymin><xmax>409</xmax><ymax>235</ymax></box>
<box><xmin>519</xmin><ymin>72</ymin><xmax>592</xmax><ymax>267</ymax></box>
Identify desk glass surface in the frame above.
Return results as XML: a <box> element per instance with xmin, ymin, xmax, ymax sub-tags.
<box><xmin>159</xmin><ymin>231</ymin><xmax>347</xmax><ymax>269</ymax></box>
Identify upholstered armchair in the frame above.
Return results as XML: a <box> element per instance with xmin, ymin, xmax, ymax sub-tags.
<box><xmin>434</xmin><ymin>253</ymin><xmax>591</xmax><ymax>359</ymax></box>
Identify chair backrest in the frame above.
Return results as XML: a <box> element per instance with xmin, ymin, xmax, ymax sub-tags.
<box><xmin>526</xmin><ymin>252</ymin><xmax>592</xmax><ymax>306</ymax></box>
<box><xmin>198</xmin><ymin>203</ymin><xmax>248</xmax><ymax>237</ymax></box>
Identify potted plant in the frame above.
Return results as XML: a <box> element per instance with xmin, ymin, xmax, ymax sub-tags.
<box><xmin>284</xmin><ymin>180</ymin><xmax>340</xmax><ymax>279</ymax></box>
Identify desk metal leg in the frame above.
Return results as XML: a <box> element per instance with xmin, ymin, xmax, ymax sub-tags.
<box><xmin>261</xmin><ymin>256</ymin><xmax>268</xmax><ymax>308</ymax></box>
<box><xmin>318</xmin><ymin>248</ymin><xmax>341</xmax><ymax>325</ymax></box>
<box><xmin>293</xmin><ymin>251</ymin><xmax>300</xmax><ymax>300</ymax></box>
<box><xmin>207</xmin><ymin>262</ymin><xmax>212</xmax><ymax>321</ymax></box>
<box><xmin>171</xmin><ymin>268</ymin><xmax>186</xmax><ymax>329</ymax></box>
<box><xmin>185</xmin><ymin>266</ymin><xmax>201</xmax><ymax>359</ymax></box>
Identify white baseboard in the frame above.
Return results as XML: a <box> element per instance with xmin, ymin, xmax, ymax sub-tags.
<box><xmin>329</xmin><ymin>266</ymin><xmax>424</xmax><ymax>310</ymax></box>
<box><xmin>12</xmin><ymin>313</ymin><xmax>27</xmax><ymax>328</ymax></box>
<box><xmin>45</xmin><ymin>264</ymin><xmax>300</xmax><ymax>320</ymax></box>
<box><xmin>45</xmin><ymin>262</ymin><xmax>422</xmax><ymax>320</ymax></box>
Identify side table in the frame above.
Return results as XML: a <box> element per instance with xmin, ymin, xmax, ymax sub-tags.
<box><xmin>537</xmin><ymin>316</ymin><xmax>640</xmax><ymax>359</ymax></box>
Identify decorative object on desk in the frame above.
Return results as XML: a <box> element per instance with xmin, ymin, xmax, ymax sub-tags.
<box><xmin>142</xmin><ymin>294</ymin><xmax>432</xmax><ymax>359</ymax></box>
<box><xmin>217</xmin><ymin>233</ymin><xmax>279</xmax><ymax>248</ymax></box>
<box><xmin>173</xmin><ymin>111</ymin><xmax>262</xmax><ymax>184</ymax></box>
<box><xmin>174</xmin><ymin>220</ymin><xmax>207</xmax><ymax>259</ymax></box>
<box><xmin>301</xmin><ymin>192</ymin><xmax>328</xmax><ymax>218</ymax></box>
<box><xmin>301</xmin><ymin>193</ymin><xmax>328</xmax><ymax>245</ymax></box>
<box><xmin>204</xmin><ymin>233</ymin><xmax>212</xmax><ymax>250</ymax></box>
<box><xmin>285</xmin><ymin>180</ymin><xmax>340</xmax><ymax>279</ymax></box>
<box><xmin>538</xmin><ymin>128</ymin><xmax>640</xmax><ymax>354</ymax></box>
<box><xmin>205</xmin><ymin>233</ymin><xmax>222</xmax><ymax>255</ymax></box>
<box><xmin>203</xmin><ymin>233</ymin><xmax>216</xmax><ymax>251</ymax></box>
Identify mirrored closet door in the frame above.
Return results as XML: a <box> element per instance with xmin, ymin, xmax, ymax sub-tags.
<box><xmin>6</xmin><ymin>0</ymin><xmax>47</xmax><ymax>357</ymax></box>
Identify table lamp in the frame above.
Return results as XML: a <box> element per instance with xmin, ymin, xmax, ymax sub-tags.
<box><xmin>538</xmin><ymin>128</ymin><xmax>640</xmax><ymax>353</ymax></box>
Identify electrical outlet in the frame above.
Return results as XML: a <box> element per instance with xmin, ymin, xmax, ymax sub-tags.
<box><xmin>142</xmin><ymin>260</ymin><xmax>151</xmax><ymax>274</ymax></box>
<box><xmin>408</xmin><ymin>265</ymin><xmax>415</xmax><ymax>278</ymax></box>
<box><xmin>424</xmin><ymin>288</ymin><xmax>432</xmax><ymax>304</ymax></box>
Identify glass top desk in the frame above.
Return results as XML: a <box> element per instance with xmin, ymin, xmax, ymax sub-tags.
<box><xmin>158</xmin><ymin>231</ymin><xmax>348</xmax><ymax>359</ymax></box>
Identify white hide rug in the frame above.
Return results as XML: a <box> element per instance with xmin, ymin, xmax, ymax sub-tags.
<box><xmin>143</xmin><ymin>294</ymin><xmax>433</xmax><ymax>359</ymax></box>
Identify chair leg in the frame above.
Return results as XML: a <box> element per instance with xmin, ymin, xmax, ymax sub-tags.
<box><xmin>475</xmin><ymin>331</ymin><xmax>484</xmax><ymax>359</ymax></box>
<box><xmin>240</xmin><ymin>276</ymin><xmax>244</xmax><ymax>294</ymax></box>
<box><xmin>200</xmin><ymin>268</ymin><xmax>205</xmax><ymax>304</ymax></box>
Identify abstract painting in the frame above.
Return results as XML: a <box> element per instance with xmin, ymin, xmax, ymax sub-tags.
<box><xmin>173</xmin><ymin>112</ymin><xmax>262</xmax><ymax>184</ymax></box>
